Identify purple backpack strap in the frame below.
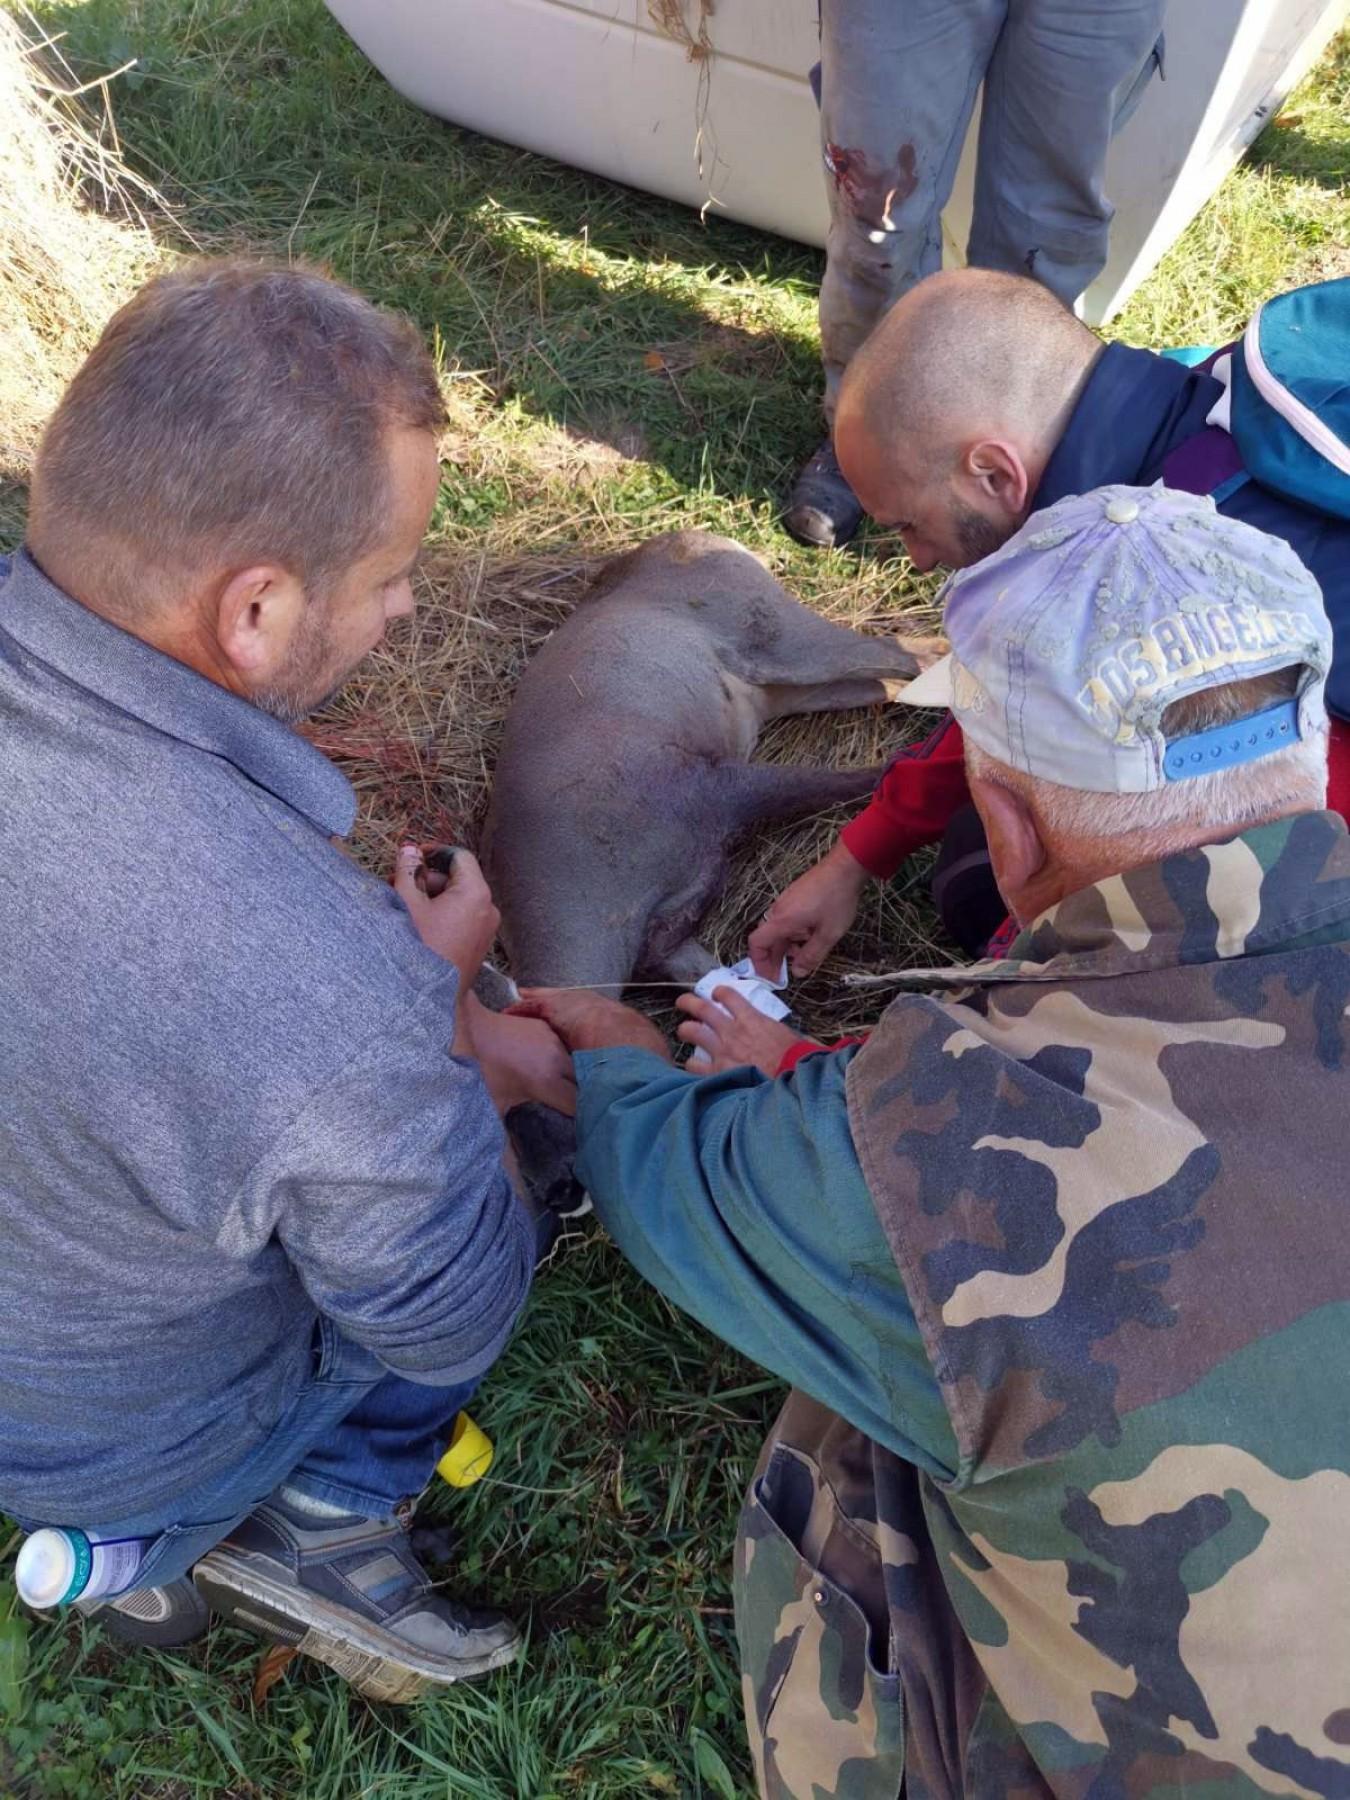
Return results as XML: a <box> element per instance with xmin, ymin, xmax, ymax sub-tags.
<box><xmin>1162</xmin><ymin>426</ymin><xmax>1248</xmax><ymax>500</ymax></box>
<box><xmin>1161</xmin><ymin>343</ymin><xmax>1251</xmax><ymax>504</ymax></box>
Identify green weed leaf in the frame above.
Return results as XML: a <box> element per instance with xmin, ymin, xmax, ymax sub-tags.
<box><xmin>0</xmin><ymin>1613</ymin><xmax>30</xmax><ymax>1720</ymax></box>
<box><xmin>691</xmin><ymin>1729</ymin><xmax>737</xmax><ymax>1800</ymax></box>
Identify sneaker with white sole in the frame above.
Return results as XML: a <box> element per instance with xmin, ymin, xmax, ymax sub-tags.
<box><xmin>192</xmin><ymin>1502</ymin><xmax>520</xmax><ymax>1703</ymax></box>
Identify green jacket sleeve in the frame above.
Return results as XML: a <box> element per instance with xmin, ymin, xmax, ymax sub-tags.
<box><xmin>573</xmin><ymin>1045</ymin><xmax>958</xmax><ymax>1482</ymax></box>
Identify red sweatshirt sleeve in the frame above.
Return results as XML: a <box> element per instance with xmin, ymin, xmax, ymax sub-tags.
<box><xmin>777</xmin><ymin>1035</ymin><xmax>867</xmax><ymax>1075</ymax></box>
<box><xmin>1327</xmin><ymin>718</ymin><xmax>1350</xmax><ymax>825</ymax></box>
<box><xmin>839</xmin><ymin>713</ymin><xmax>970</xmax><ymax>880</ymax></box>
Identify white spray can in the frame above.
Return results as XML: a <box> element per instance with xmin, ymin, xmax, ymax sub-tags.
<box><xmin>14</xmin><ymin>1528</ymin><xmax>148</xmax><ymax>1609</ymax></box>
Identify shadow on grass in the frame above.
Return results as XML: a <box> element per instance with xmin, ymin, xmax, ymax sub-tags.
<box><xmin>32</xmin><ymin>0</ymin><xmax>828</xmax><ymax>513</ymax></box>
<box><xmin>1250</xmin><ymin>119</ymin><xmax>1350</xmax><ymax>191</ymax></box>
<box><xmin>1247</xmin><ymin>29</ymin><xmax>1349</xmax><ymax>191</ymax></box>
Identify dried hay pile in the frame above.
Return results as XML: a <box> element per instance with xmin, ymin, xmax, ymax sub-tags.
<box><xmin>321</xmin><ymin>531</ymin><xmax>948</xmax><ymax>1041</ymax></box>
<box><xmin>0</xmin><ymin>9</ymin><xmax>169</xmax><ymax>483</ymax></box>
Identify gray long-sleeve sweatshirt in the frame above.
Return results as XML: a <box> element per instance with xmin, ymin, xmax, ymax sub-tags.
<box><xmin>0</xmin><ymin>550</ymin><xmax>531</xmax><ymax>1523</ymax></box>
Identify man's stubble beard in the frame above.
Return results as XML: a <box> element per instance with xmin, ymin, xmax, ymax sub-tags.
<box><xmin>952</xmin><ymin>502</ymin><xmax>1009</xmax><ymax>567</ymax></box>
<box><xmin>252</xmin><ymin>593</ymin><xmax>356</xmax><ymax>725</ymax></box>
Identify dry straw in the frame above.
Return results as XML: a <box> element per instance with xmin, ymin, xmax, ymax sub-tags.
<box><xmin>647</xmin><ymin>0</ymin><xmax>715</xmax><ymax>62</ymax></box>
<box><xmin>0</xmin><ymin>8</ymin><xmax>174</xmax><ymax>482</ymax></box>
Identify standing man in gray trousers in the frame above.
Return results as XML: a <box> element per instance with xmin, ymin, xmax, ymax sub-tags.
<box><xmin>784</xmin><ymin>0</ymin><xmax>1167</xmax><ymax>549</ymax></box>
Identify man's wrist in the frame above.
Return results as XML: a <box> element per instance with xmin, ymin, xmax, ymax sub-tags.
<box><xmin>822</xmin><ymin>838</ymin><xmax>872</xmax><ymax>890</ymax></box>
<box><xmin>776</xmin><ymin>1037</ymin><xmax>827</xmax><ymax>1075</ymax></box>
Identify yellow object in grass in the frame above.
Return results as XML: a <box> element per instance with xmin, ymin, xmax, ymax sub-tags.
<box><xmin>436</xmin><ymin>1413</ymin><xmax>494</xmax><ymax>1488</ymax></box>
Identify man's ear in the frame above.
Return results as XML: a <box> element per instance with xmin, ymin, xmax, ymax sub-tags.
<box><xmin>959</xmin><ymin>438</ymin><xmax>1032</xmax><ymax>521</ymax></box>
<box><xmin>969</xmin><ymin>773</ymin><xmax>1046</xmax><ymax>914</ymax></box>
<box><xmin>214</xmin><ymin>564</ymin><xmax>307</xmax><ymax>682</ymax></box>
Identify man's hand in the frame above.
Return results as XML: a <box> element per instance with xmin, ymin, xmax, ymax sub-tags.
<box><xmin>748</xmin><ymin>839</ymin><xmax>871</xmax><ymax>979</ymax></box>
<box><xmin>675</xmin><ymin>987</ymin><xmax>810</xmax><ymax>1077</ymax></box>
<box><xmin>393</xmin><ymin>844</ymin><xmax>499</xmax><ymax>987</ymax></box>
<box><xmin>511</xmin><ymin>988</ymin><xmax>671</xmax><ymax>1060</ymax></box>
<box><xmin>462</xmin><ymin>995</ymin><xmax>578</xmax><ymax>1117</ymax></box>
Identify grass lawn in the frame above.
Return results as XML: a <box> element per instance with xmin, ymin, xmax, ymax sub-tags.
<box><xmin>1</xmin><ymin>4</ymin><xmax>1347</xmax><ymax>1794</ymax></box>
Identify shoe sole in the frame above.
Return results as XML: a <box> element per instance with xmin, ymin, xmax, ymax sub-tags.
<box><xmin>192</xmin><ymin>1552</ymin><xmax>520</xmax><ymax>1703</ymax></box>
<box><xmin>83</xmin><ymin>1581</ymin><xmax>211</xmax><ymax>1650</ymax></box>
<box><xmin>783</xmin><ymin>508</ymin><xmax>864</xmax><ymax>550</ymax></box>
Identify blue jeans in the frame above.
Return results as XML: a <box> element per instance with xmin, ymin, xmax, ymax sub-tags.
<box><xmin>77</xmin><ymin>1318</ymin><xmax>476</xmax><ymax>1592</ymax></box>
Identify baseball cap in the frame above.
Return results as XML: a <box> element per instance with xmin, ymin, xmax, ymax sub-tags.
<box><xmin>898</xmin><ymin>483</ymin><xmax>1330</xmax><ymax>794</ymax></box>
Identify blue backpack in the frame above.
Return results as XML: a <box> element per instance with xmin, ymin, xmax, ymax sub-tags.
<box><xmin>1163</xmin><ymin>278</ymin><xmax>1350</xmax><ymax>519</ymax></box>
<box><xmin>1230</xmin><ymin>277</ymin><xmax>1350</xmax><ymax>519</ymax></box>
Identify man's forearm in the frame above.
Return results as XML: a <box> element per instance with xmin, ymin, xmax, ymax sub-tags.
<box><xmin>452</xmin><ymin>985</ymin><xmax>476</xmax><ymax>1061</ymax></box>
<box><xmin>571</xmin><ymin>1046</ymin><xmax>956</xmax><ymax>1477</ymax></box>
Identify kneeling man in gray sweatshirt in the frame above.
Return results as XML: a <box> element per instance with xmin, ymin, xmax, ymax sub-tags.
<box><xmin>1</xmin><ymin>259</ymin><xmax>572</xmax><ymax>1699</ymax></box>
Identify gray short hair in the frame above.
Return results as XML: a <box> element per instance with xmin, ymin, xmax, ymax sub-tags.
<box><xmin>967</xmin><ymin>667</ymin><xmax>1328</xmax><ymax>853</ymax></box>
<box><xmin>28</xmin><ymin>259</ymin><xmax>446</xmax><ymax>617</ymax></box>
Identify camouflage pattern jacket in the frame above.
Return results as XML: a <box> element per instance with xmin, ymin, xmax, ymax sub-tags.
<box><xmin>737</xmin><ymin>810</ymin><xmax>1350</xmax><ymax>1800</ymax></box>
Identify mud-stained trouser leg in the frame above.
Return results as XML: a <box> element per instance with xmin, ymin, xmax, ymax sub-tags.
<box><xmin>819</xmin><ymin>0</ymin><xmax>1007</xmax><ymax>421</ymax></box>
<box><xmin>967</xmin><ymin>0</ymin><xmax>1166</xmax><ymax>305</ymax></box>
<box><xmin>818</xmin><ymin>0</ymin><xmax>1165</xmax><ymax>420</ymax></box>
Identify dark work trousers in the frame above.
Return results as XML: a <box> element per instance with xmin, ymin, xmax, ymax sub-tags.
<box><xmin>930</xmin><ymin>802</ymin><xmax>1007</xmax><ymax>957</ymax></box>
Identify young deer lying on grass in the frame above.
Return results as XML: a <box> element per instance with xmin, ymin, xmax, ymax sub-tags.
<box><xmin>475</xmin><ymin>528</ymin><xmax>928</xmax><ymax>1213</ymax></box>
<box><xmin>483</xmin><ymin>528</ymin><xmax>924</xmax><ymax>988</ymax></box>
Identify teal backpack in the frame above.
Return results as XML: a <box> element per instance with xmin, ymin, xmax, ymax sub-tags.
<box><xmin>1162</xmin><ymin>276</ymin><xmax>1350</xmax><ymax>521</ymax></box>
<box><xmin>1228</xmin><ymin>276</ymin><xmax>1350</xmax><ymax>520</ymax></box>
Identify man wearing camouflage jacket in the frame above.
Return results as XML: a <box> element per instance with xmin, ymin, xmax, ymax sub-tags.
<box><xmin>524</xmin><ymin>484</ymin><xmax>1350</xmax><ymax>1798</ymax></box>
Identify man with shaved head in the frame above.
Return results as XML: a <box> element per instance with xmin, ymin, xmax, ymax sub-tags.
<box><xmin>753</xmin><ymin>266</ymin><xmax>1350</xmax><ymax>973</ymax></box>
<box><xmin>836</xmin><ymin>268</ymin><xmax>1101</xmax><ymax>571</ymax></box>
<box><xmin>783</xmin><ymin>0</ymin><xmax>1166</xmax><ymax>549</ymax></box>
